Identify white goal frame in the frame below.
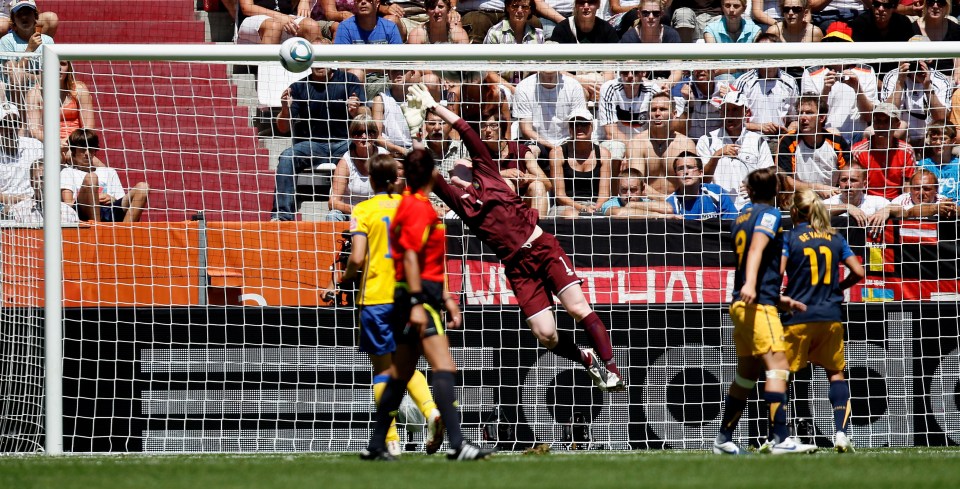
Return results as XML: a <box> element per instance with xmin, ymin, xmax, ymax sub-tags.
<box><xmin>39</xmin><ymin>41</ymin><xmax>960</xmax><ymax>455</ymax></box>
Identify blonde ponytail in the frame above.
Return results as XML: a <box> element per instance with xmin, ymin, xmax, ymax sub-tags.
<box><xmin>792</xmin><ymin>188</ymin><xmax>834</xmax><ymax>234</ymax></box>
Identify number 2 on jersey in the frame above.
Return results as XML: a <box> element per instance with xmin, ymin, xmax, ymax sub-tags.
<box><xmin>802</xmin><ymin>246</ymin><xmax>832</xmax><ymax>285</ymax></box>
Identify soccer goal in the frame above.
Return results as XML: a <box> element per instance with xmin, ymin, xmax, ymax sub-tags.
<box><xmin>3</xmin><ymin>42</ymin><xmax>960</xmax><ymax>455</ymax></box>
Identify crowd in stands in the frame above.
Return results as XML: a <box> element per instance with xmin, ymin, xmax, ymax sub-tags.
<box><xmin>245</xmin><ymin>0</ymin><xmax>960</xmax><ymax>229</ymax></box>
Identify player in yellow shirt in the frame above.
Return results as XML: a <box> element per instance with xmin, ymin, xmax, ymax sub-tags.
<box><xmin>339</xmin><ymin>154</ymin><xmax>444</xmax><ymax>457</ymax></box>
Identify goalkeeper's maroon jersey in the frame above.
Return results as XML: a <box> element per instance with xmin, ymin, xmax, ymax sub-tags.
<box><xmin>433</xmin><ymin>119</ymin><xmax>539</xmax><ymax>264</ymax></box>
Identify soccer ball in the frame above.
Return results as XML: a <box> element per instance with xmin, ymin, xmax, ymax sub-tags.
<box><xmin>396</xmin><ymin>395</ymin><xmax>424</xmax><ymax>433</ymax></box>
<box><xmin>279</xmin><ymin>37</ymin><xmax>314</xmax><ymax>73</ymax></box>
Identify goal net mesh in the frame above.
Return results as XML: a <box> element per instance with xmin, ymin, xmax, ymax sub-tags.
<box><xmin>2</xmin><ymin>48</ymin><xmax>960</xmax><ymax>453</ymax></box>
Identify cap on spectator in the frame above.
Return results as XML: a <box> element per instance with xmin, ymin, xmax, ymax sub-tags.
<box><xmin>0</xmin><ymin>101</ymin><xmax>21</xmax><ymax>121</ymax></box>
<box><xmin>821</xmin><ymin>22</ymin><xmax>853</xmax><ymax>43</ymax></box>
<box><xmin>874</xmin><ymin>102</ymin><xmax>901</xmax><ymax>121</ymax></box>
<box><xmin>720</xmin><ymin>89</ymin><xmax>748</xmax><ymax>108</ymax></box>
<box><xmin>10</xmin><ymin>0</ymin><xmax>38</xmax><ymax>14</ymax></box>
<box><xmin>567</xmin><ymin>109</ymin><xmax>594</xmax><ymax>122</ymax></box>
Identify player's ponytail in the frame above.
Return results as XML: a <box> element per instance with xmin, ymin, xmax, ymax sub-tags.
<box><xmin>792</xmin><ymin>188</ymin><xmax>834</xmax><ymax>234</ymax></box>
<box><xmin>403</xmin><ymin>148</ymin><xmax>436</xmax><ymax>192</ymax></box>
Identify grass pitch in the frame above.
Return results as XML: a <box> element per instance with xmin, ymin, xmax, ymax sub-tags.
<box><xmin>3</xmin><ymin>448</ymin><xmax>959</xmax><ymax>489</ymax></box>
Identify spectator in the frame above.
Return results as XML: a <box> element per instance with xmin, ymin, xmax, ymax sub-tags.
<box><xmin>671</xmin><ymin>0</ymin><xmax>722</xmax><ymax>43</ymax></box>
<box><xmin>621</xmin><ymin>1</ymin><xmax>683</xmax><ymax>45</ymax></box>
<box><xmin>733</xmin><ymin>35</ymin><xmax>799</xmax><ymax>139</ymax></box>
<box><xmin>674</xmin><ymin>68</ymin><xmax>730</xmax><ymax>141</ymax></box>
<box><xmin>765</xmin><ymin>0</ymin><xmax>823</xmax><ymax>42</ymax></box>
<box><xmin>549</xmin><ymin>110</ymin><xmax>611</xmax><ymax>217</ymax></box>
<box><xmin>624</xmin><ymin>91</ymin><xmax>697</xmax><ymax>196</ymax></box>
<box><xmin>271</xmin><ymin>66</ymin><xmax>365</xmax><ymax>221</ymax></box>
<box><xmin>751</xmin><ymin>0</ymin><xmax>782</xmax><ymax>31</ymax></box>
<box><xmin>823</xmin><ymin>163</ymin><xmax>892</xmax><ymax>227</ymax></box>
<box><xmin>703</xmin><ymin>0</ymin><xmax>761</xmax><ymax>44</ymax></box>
<box><xmin>849</xmin><ymin>0</ymin><xmax>916</xmax><ymax>43</ymax></box>
<box><xmin>810</xmin><ymin>0</ymin><xmax>862</xmax><ymax>32</ymax></box>
<box><xmin>918</xmin><ymin>123</ymin><xmax>959</xmax><ymax>200</ymax></box>
<box><xmin>696</xmin><ymin>89</ymin><xmax>775</xmax><ymax>209</ymax></box>
<box><xmin>881</xmin><ymin>57</ymin><xmax>951</xmax><ymax>148</ymax></box>
<box><xmin>800</xmin><ymin>22</ymin><xmax>878</xmax><ymax>144</ymax></box>
<box><xmin>914</xmin><ymin>0</ymin><xmax>960</xmax><ymax>83</ymax></box>
<box><xmin>371</xmin><ymin>68</ymin><xmax>419</xmax><ymax>156</ymax></box>
<box><xmin>423</xmin><ymin>109</ymin><xmax>471</xmax><ymax>179</ymax></box>
<box><xmin>885</xmin><ymin>168</ymin><xmax>957</xmax><ymax>219</ymax></box>
<box><xmin>549</xmin><ymin>0</ymin><xmax>619</xmax><ymax>43</ymax></box>
<box><xmin>24</xmin><ymin>60</ymin><xmax>94</xmax><ymax>145</ymax></box>
<box><xmin>407</xmin><ymin>0</ymin><xmax>470</xmax><ymax>43</ymax></box>
<box><xmin>0</xmin><ymin>0</ymin><xmax>53</xmax><ymax>105</ymax></box>
<box><xmin>483</xmin><ymin>0</ymin><xmax>545</xmax><ymax>44</ymax></box>
<box><xmin>6</xmin><ymin>159</ymin><xmax>78</xmax><ymax>225</ymax></box>
<box><xmin>0</xmin><ymin>101</ymin><xmax>36</xmax><ymax>210</ymax></box>
<box><xmin>326</xmin><ymin>115</ymin><xmax>389</xmax><ymax>221</ymax></box>
<box><xmin>665</xmin><ymin>151</ymin><xmax>738</xmax><ymax>219</ymax></box>
<box><xmin>851</xmin><ymin>102</ymin><xmax>916</xmax><ymax>201</ymax></box>
<box><xmin>448</xmin><ymin>70</ymin><xmax>512</xmax><ymax>136</ymax></box>
<box><xmin>513</xmin><ymin>70</ymin><xmax>588</xmax><ymax>166</ymax></box>
<box><xmin>316</xmin><ymin>0</ymin><xmax>403</xmax><ymax>33</ymax></box>
<box><xmin>61</xmin><ymin>129</ymin><xmax>149</xmax><ymax>223</ymax></box>
<box><xmin>619</xmin><ymin>1</ymin><xmax>684</xmax><ymax>86</ymax></box>
<box><xmin>607</xmin><ymin>0</ymin><xmax>642</xmax><ymax>36</ymax></box>
<box><xmin>333</xmin><ymin>0</ymin><xmax>404</xmax><ymax>43</ymax></box>
<box><xmin>462</xmin><ymin>0</ymin><xmax>559</xmax><ymax>43</ymax></box>
<box><xmin>597</xmin><ymin>69</ymin><xmax>662</xmax><ymax>147</ymax></box>
<box><xmin>777</xmin><ymin>94</ymin><xmax>849</xmax><ymax>197</ymax></box>
<box><xmin>0</xmin><ymin>0</ymin><xmax>56</xmax><ymax>38</ymax></box>
<box><xmin>600</xmin><ymin>167</ymin><xmax>676</xmax><ymax>217</ymax></box>
<box><xmin>539</xmin><ymin>0</ymin><xmax>577</xmax><ymax>38</ymax></box>
<box><xmin>476</xmin><ymin>112</ymin><xmax>551</xmax><ymax>215</ymax></box>
<box><xmin>236</xmin><ymin>0</ymin><xmax>329</xmax><ymax>44</ymax></box>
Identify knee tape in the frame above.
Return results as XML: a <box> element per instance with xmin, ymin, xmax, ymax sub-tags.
<box><xmin>765</xmin><ymin>369</ymin><xmax>791</xmax><ymax>382</ymax></box>
<box><xmin>734</xmin><ymin>373</ymin><xmax>757</xmax><ymax>389</ymax></box>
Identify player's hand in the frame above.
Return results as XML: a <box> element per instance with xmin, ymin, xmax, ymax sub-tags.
<box><xmin>739</xmin><ymin>283</ymin><xmax>757</xmax><ymax>305</ymax></box>
<box><xmin>410</xmin><ymin>304</ymin><xmax>429</xmax><ymax>334</ymax></box>
<box><xmin>778</xmin><ymin>295</ymin><xmax>807</xmax><ymax>313</ymax></box>
<box><xmin>407</xmin><ymin>83</ymin><xmax>439</xmax><ymax>112</ymax></box>
<box><xmin>444</xmin><ymin>297</ymin><xmax>462</xmax><ymax>329</ymax></box>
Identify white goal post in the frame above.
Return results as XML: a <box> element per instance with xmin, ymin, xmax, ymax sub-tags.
<box><xmin>24</xmin><ymin>41</ymin><xmax>960</xmax><ymax>455</ymax></box>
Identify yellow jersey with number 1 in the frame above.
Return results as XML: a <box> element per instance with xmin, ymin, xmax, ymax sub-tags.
<box><xmin>350</xmin><ymin>193</ymin><xmax>402</xmax><ymax>305</ymax></box>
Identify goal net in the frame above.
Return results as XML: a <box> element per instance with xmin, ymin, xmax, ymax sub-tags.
<box><xmin>3</xmin><ymin>43</ymin><xmax>960</xmax><ymax>454</ymax></box>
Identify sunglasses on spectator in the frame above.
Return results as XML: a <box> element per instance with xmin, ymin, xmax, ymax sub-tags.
<box><xmin>352</xmin><ymin>130</ymin><xmax>378</xmax><ymax>138</ymax></box>
<box><xmin>930</xmin><ymin>0</ymin><xmax>949</xmax><ymax>6</ymax></box>
<box><xmin>782</xmin><ymin>6</ymin><xmax>804</xmax><ymax>13</ymax></box>
<box><xmin>640</xmin><ymin>9</ymin><xmax>661</xmax><ymax>17</ymax></box>
<box><xmin>508</xmin><ymin>2</ymin><xmax>532</xmax><ymax>9</ymax></box>
<box><xmin>873</xmin><ymin>1</ymin><xmax>897</xmax><ymax>9</ymax></box>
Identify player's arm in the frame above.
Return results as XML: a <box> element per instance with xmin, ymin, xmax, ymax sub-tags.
<box><xmin>838</xmin><ymin>254</ymin><xmax>865</xmax><ymax>291</ymax></box>
<box><xmin>740</xmin><ymin>231</ymin><xmax>772</xmax><ymax>305</ymax></box>
<box><xmin>407</xmin><ymin>84</ymin><xmax>499</xmax><ymax>175</ymax></box>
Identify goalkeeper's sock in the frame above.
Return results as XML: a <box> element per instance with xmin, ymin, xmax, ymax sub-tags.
<box><xmin>373</xmin><ymin>374</ymin><xmax>400</xmax><ymax>443</ymax></box>
<box><xmin>764</xmin><ymin>391</ymin><xmax>789</xmax><ymax>444</ymax></box>
<box><xmin>368</xmin><ymin>377</ymin><xmax>406</xmax><ymax>451</ymax></box>
<box><xmin>579</xmin><ymin>312</ymin><xmax>615</xmax><ymax>371</ymax></box>
<box><xmin>829</xmin><ymin>380</ymin><xmax>852</xmax><ymax>433</ymax></box>
<box><xmin>431</xmin><ymin>370</ymin><xmax>463</xmax><ymax>448</ymax></box>
<box><xmin>550</xmin><ymin>330</ymin><xmax>585</xmax><ymax>364</ymax></box>
<box><xmin>718</xmin><ymin>394</ymin><xmax>747</xmax><ymax>441</ymax></box>
<box><xmin>406</xmin><ymin>370</ymin><xmax>438</xmax><ymax>417</ymax></box>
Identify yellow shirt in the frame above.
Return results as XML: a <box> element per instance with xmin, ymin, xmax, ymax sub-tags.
<box><xmin>350</xmin><ymin>193</ymin><xmax>402</xmax><ymax>305</ymax></box>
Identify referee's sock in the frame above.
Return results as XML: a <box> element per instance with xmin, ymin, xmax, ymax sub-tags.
<box><xmin>432</xmin><ymin>370</ymin><xmax>464</xmax><ymax>448</ymax></box>
<box><xmin>368</xmin><ymin>377</ymin><xmax>406</xmax><ymax>452</ymax></box>
<box><xmin>829</xmin><ymin>380</ymin><xmax>852</xmax><ymax>433</ymax></box>
<box><xmin>579</xmin><ymin>312</ymin><xmax>618</xmax><ymax>376</ymax></box>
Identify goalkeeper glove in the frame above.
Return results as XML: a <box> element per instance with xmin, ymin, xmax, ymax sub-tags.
<box><xmin>407</xmin><ymin>83</ymin><xmax>438</xmax><ymax>112</ymax></box>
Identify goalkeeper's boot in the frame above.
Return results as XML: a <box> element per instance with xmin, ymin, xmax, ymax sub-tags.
<box><xmin>760</xmin><ymin>436</ymin><xmax>818</xmax><ymax>455</ymax></box>
<box><xmin>713</xmin><ymin>435</ymin><xmax>749</xmax><ymax>455</ymax></box>
<box><xmin>447</xmin><ymin>440</ymin><xmax>496</xmax><ymax>461</ymax></box>
<box><xmin>360</xmin><ymin>447</ymin><xmax>398</xmax><ymax>461</ymax></box>
<box><xmin>425</xmin><ymin>408</ymin><xmax>445</xmax><ymax>455</ymax></box>
<box><xmin>834</xmin><ymin>431</ymin><xmax>854</xmax><ymax>454</ymax></box>
<box><xmin>583</xmin><ymin>348</ymin><xmax>623</xmax><ymax>392</ymax></box>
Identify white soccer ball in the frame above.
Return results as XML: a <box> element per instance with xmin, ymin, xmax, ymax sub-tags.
<box><xmin>396</xmin><ymin>395</ymin><xmax>424</xmax><ymax>433</ymax></box>
<box><xmin>279</xmin><ymin>37</ymin><xmax>314</xmax><ymax>73</ymax></box>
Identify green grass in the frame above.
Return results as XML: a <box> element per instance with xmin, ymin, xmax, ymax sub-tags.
<box><xmin>3</xmin><ymin>448</ymin><xmax>960</xmax><ymax>489</ymax></box>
